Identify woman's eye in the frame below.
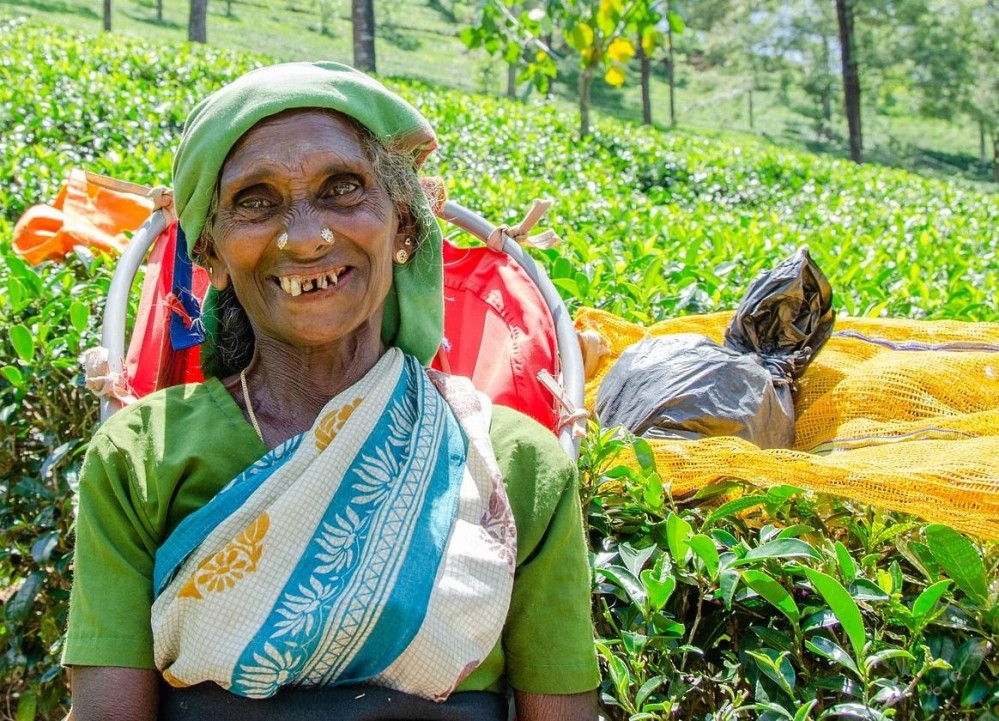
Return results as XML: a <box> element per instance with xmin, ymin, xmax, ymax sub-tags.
<box><xmin>329</xmin><ymin>180</ymin><xmax>359</xmax><ymax>197</ymax></box>
<box><xmin>237</xmin><ymin>197</ymin><xmax>273</xmax><ymax>210</ymax></box>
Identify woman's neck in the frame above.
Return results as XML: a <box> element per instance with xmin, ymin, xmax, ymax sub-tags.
<box><xmin>231</xmin><ymin>336</ymin><xmax>387</xmax><ymax>445</ymax></box>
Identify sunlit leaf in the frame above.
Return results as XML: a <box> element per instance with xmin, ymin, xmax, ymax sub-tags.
<box><xmin>802</xmin><ymin>568</ymin><xmax>867</xmax><ymax>662</ymax></box>
<box><xmin>604</xmin><ymin>64</ymin><xmax>626</xmax><ymax>87</ymax></box>
<box><xmin>911</xmin><ymin>579</ymin><xmax>952</xmax><ymax>625</ymax></box>
<box><xmin>743</xmin><ymin>569</ymin><xmax>800</xmax><ymax>624</ymax></box>
<box><xmin>925</xmin><ymin>524</ymin><xmax>989</xmax><ymax>605</ymax></box>
<box><xmin>9</xmin><ymin>323</ymin><xmax>34</xmax><ymax>362</ymax></box>
<box><xmin>607</xmin><ymin>37</ymin><xmax>635</xmax><ymax>63</ymax></box>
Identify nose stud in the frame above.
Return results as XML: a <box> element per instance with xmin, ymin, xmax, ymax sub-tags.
<box><xmin>276</xmin><ymin>228</ymin><xmax>335</xmax><ymax>251</ymax></box>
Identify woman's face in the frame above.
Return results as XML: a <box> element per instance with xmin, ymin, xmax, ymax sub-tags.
<box><xmin>207</xmin><ymin>110</ymin><xmax>408</xmax><ymax>354</ymax></box>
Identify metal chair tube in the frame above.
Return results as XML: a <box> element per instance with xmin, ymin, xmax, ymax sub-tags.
<box><xmin>98</xmin><ymin>209</ymin><xmax>168</xmax><ymax>422</ymax></box>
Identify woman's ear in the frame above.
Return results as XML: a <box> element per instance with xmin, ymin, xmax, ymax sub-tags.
<box><xmin>393</xmin><ymin>206</ymin><xmax>418</xmax><ymax>253</ymax></box>
<box><xmin>197</xmin><ymin>240</ymin><xmax>230</xmax><ymax>291</ymax></box>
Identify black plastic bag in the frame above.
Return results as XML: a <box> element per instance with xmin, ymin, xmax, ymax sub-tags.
<box><xmin>725</xmin><ymin>247</ymin><xmax>835</xmax><ymax>383</ymax></box>
<box><xmin>595</xmin><ymin>247</ymin><xmax>834</xmax><ymax>449</ymax></box>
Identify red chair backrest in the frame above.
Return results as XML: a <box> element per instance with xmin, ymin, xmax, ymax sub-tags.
<box><xmin>431</xmin><ymin>240</ymin><xmax>559</xmax><ymax>432</ymax></box>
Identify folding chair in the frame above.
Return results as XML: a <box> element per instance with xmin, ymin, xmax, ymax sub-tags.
<box><xmin>86</xmin><ymin>187</ymin><xmax>586</xmax><ymax>459</ymax></box>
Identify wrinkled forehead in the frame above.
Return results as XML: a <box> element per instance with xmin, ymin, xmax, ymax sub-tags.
<box><xmin>224</xmin><ymin>108</ymin><xmax>371</xmax><ymax>171</ymax></box>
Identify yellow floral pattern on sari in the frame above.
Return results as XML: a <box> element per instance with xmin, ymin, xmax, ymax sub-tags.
<box><xmin>315</xmin><ymin>398</ymin><xmax>362</xmax><ymax>451</ymax></box>
<box><xmin>178</xmin><ymin>513</ymin><xmax>270</xmax><ymax>600</ymax></box>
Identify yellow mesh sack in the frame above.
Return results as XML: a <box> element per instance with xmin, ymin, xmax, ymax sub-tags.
<box><xmin>576</xmin><ymin>308</ymin><xmax>999</xmax><ymax>540</ymax></box>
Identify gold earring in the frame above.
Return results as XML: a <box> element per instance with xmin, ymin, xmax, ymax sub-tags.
<box><xmin>276</xmin><ymin>232</ymin><xmax>289</xmax><ymax>250</ymax></box>
<box><xmin>394</xmin><ymin>248</ymin><xmax>410</xmax><ymax>265</ymax></box>
<box><xmin>321</xmin><ymin>227</ymin><xmax>335</xmax><ymax>245</ymax></box>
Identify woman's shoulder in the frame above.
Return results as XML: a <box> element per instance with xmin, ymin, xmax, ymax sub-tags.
<box><xmin>489</xmin><ymin>405</ymin><xmax>572</xmax><ymax>465</ymax></box>
<box><xmin>488</xmin><ymin>404</ymin><xmax>576</xmax><ymax>500</ymax></box>
<box><xmin>92</xmin><ymin>378</ymin><xmax>245</xmax><ymax>452</ymax></box>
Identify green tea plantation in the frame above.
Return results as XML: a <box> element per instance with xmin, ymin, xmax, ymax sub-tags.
<box><xmin>1</xmin><ymin>15</ymin><xmax>998</xmax><ymax>721</ymax></box>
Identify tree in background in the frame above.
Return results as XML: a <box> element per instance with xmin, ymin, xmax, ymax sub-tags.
<box><xmin>557</xmin><ymin>0</ymin><xmax>645</xmax><ymax>137</ymax></box>
<box><xmin>631</xmin><ymin>0</ymin><xmax>683</xmax><ymax>126</ymax></box>
<box><xmin>902</xmin><ymin>0</ymin><xmax>998</xmax><ymax>179</ymax></box>
<box><xmin>317</xmin><ymin>0</ymin><xmax>341</xmax><ymax>37</ymax></box>
<box><xmin>458</xmin><ymin>0</ymin><xmax>994</xmax><ymax>175</ymax></box>
<box><xmin>103</xmin><ymin>0</ymin><xmax>111</xmax><ymax>31</ymax></box>
<box><xmin>835</xmin><ymin>0</ymin><xmax>862</xmax><ymax>161</ymax></box>
<box><xmin>459</xmin><ymin>1</ymin><xmax>558</xmax><ymax>98</ymax></box>
<box><xmin>189</xmin><ymin>0</ymin><xmax>207</xmax><ymax>42</ymax></box>
<box><xmin>789</xmin><ymin>0</ymin><xmax>838</xmax><ymax>143</ymax></box>
<box><xmin>463</xmin><ymin>0</ymin><xmax>674</xmax><ymax>137</ymax></box>
<box><xmin>352</xmin><ymin>0</ymin><xmax>376</xmax><ymax>72</ymax></box>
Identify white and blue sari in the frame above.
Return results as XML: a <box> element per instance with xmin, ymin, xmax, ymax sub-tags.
<box><xmin>151</xmin><ymin>349</ymin><xmax>517</xmax><ymax>702</ymax></box>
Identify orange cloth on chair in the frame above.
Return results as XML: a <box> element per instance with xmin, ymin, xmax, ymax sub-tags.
<box><xmin>12</xmin><ymin>169</ymin><xmax>153</xmax><ymax>265</ymax></box>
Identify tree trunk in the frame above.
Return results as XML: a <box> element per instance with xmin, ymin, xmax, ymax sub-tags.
<box><xmin>638</xmin><ymin>38</ymin><xmax>651</xmax><ymax>125</ymax></box>
<box><xmin>225</xmin><ymin>0</ymin><xmax>232</xmax><ymax>18</ymax></box>
<box><xmin>579</xmin><ymin>65</ymin><xmax>595</xmax><ymax>138</ymax></box>
<box><xmin>979</xmin><ymin>119</ymin><xmax>987</xmax><ymax>167</ymax></box>
<box><xmin>103</xmin><ymin>0</ymin><xmax>111</xmax><ymax>31</ymax></box>
<box><xmin>820</xmin><ymin>34</ymin><xmax>832</xmax><ymax>141</ymax></box>
<box><xmin>543</xmin><ymin>24</ymin><xmax>553</xmax><ymax>100</ymax></box>
<box><xmin>188</xmin><ymin>0</ymin><xmax>207</xmax><ymax>42</ymax></box>
<box><xmin>666</xmin><ymin>21</ymin><xmax>676</xmax><ymax>127</ymax></box>
<box><xmin>835</xmin><ymin>0</ymin><xmax>862</xmax><ymax>162</ymax></box>
<box><xmin>156</xmin><ymin>0</ymin><xmax>163</xmax><ymax>22</ymax></box>
<box><xmin>748</xmin><ymin>88</ymin><xmax>754</xmax><ymax>130</ymax></box>
<box><xmin>352</xmin><ymin>0</ymin><xmax>376</xmax><ymax>73</ymax></box>
<box><xmin>507</xmin><ymin>62</ymin><xmax>517</xmax><ymax>99</ymax></box>
<box><xmin>993</xmin><ymin>130</ymin><xmax>999</xmax><ymax>183</ymax></box>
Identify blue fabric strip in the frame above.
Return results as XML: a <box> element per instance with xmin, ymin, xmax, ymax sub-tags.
<box><xmin>335</xmin><ymin>361</ymin><xmax>468</xmax><ymax>684</ymax></box>
<box><xmin>152</xmin><ymin>435</ymin><xmax>302</xmax><ymax>595</ymax></box>
<box><xmin>170</xmin><ymin>226</ymin><xmax>206</xmax><ymax>351</ymax></box>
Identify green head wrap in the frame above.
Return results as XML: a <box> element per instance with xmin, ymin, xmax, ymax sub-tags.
<box><xmin>173</xmin><ymin>61</ymin><xmax>443</xmax><ymax>366</ymax></box>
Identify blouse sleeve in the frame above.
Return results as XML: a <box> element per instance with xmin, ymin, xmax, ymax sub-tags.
<box><xmin>490</xmin><ymin>406</ymin><xmax>600</xmax><ymax>695</ymax></box>
<box><xmin>63</xmin><ymin>431</ymin><xmax>160</xmax><ymax>669</ymax></box>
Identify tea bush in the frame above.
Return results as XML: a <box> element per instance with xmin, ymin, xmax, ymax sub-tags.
<box><xmin>1</xmin><ymin>15</ymin><xmax>997</xmax><ymax>721</ymax></box>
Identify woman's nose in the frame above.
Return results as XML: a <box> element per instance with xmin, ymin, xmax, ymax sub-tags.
<box><xmin>282</xmin><ymin>210</ymin><xmax>333</xmax><ymax>255</ymax></box>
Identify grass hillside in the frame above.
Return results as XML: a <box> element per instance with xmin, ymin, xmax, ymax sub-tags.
<box><xmin>1</xmin><ymin>15</ymin><xmax>998</xmax><ymax>721</ymax></box>
<box><xmin>1</xmin><ymin>0</ymin><xmax>992</xmax><ymax>185</ymax></box>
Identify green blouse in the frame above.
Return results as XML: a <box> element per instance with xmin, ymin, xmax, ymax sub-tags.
<box><xmin>63</xmin><ymin>377</ymin><xmax>599</xmax><ymax>695</ymax></box>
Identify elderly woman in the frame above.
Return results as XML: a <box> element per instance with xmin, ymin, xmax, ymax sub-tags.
<box><xmin>62</xmin><ymin>63</ymin><xmax>599</xmax><ymax>720</ymax></box>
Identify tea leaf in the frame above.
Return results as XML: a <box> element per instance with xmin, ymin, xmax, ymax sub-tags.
<box><xmin>9</xmin><ymin>323</ymin><xmax>34</xmax><ymax>362</ymax></box>
<box><xmin>737</xmin><ymin>538</ymin><xmax>821</xmax><ymax>565</ymax></box>
<box><xmin>689</xmin><ymin>534</ymin><xmax>720</xmax><ymax>580</ymax></box>
<box><xmin>802</xmin><ymin>568</ymin><xmax>867</xmax><ymax>662</ymax></box>
<box><xmin>925</xmin><ymin>525</ymin><xmax>990</xmax><ymax>605</ymax></box>
<box><xmin>835</xmin><ymin>541</ymin><xmax>857</xmax><ymax>584</ymax></box>
<box><xmin>69</xmin><ymin>300</ymin><xmax>90</xmax><ymax>333</ymax></box>
<box><xmin>911</xmin><ymin>579</ymin><xmax>952</xmax><ymax>626</ymax></box>
<box><xmin>666</xmin><ymin>512</ymin><xmax>692</xmax><ymax>563</ymax></box>
<box><xmin>743</xmin><ymin>569</ymin><xmax>800</xmax><ymax>624</ymax></box>
<box><xmin>806</xmin><ymin>636</ymin><xmax>860</xmax><ymax>676</ymax></box>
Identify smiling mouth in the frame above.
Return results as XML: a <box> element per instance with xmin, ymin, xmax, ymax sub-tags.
<box><xmin>275</xmin><ymin>267</ymin><xmax>347</xmax><ymax>297</ymax></box>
